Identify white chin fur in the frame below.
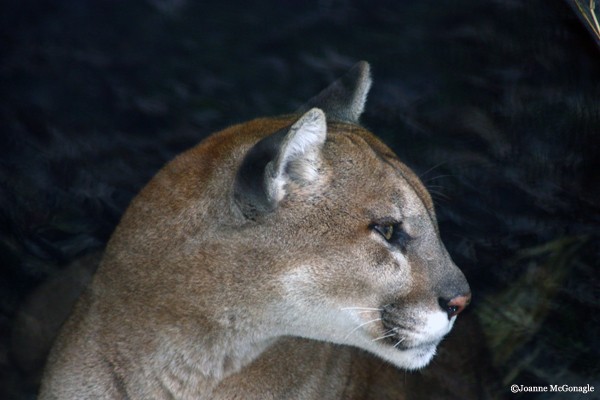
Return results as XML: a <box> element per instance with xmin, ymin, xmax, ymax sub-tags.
<box><xmin>340</xmin><ymin>309</ymin><xmax>454</xmax><ymax>371</ymax></box>
<box><xmin>374</xmin><ymin>341</ymin><xmax>438</xmax><ymax>370</ymax></box>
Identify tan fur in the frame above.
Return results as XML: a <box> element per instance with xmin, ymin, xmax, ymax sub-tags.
<box><xmin>40</xmin><ymin>63</ymin><xmax>470</xmax><ymax>399</ymax></box>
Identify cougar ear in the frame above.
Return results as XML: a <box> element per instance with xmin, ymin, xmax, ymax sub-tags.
<box><xmin>234</xmin><ymin>108</ymin><xmax>327</xmax><ymax>219</ymax></box>
<box><xmin>296</xmin><ymin>61</ymin><xmax>372</xmax><ymax>123</ymax></box>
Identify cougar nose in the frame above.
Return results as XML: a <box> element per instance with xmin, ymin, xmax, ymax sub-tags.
<box><xmin>438</xmin><ymin>293</ymin><xmax>471</xmax><ymax>318</ymax></box>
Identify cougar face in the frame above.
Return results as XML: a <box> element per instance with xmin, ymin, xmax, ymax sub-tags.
<box><xmin>244</xmin><ymin>121</ymin><xmax>471</xmax><ymax>370</ymax></box>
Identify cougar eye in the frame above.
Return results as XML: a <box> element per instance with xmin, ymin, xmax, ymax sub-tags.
<box><xmin>371</xmin><ymin>221</ymin><xmax>411</xmax><ymax>253</ymax></box>
<box><xmin>375</xmin><ymin>224</ymin><xmax>395</xmax><ymax>241</ymax></box>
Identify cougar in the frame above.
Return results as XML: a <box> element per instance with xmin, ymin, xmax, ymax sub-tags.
<box><xmin>40</xmin><ymin>61</ymin><xmax>471</xmax><ymax>399</ymax></box>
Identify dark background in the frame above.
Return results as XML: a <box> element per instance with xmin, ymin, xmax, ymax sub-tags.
<box><xmin>1</xmin><ymin>0</ymin><xmax>598</xmax><ymax>399</ymax></box>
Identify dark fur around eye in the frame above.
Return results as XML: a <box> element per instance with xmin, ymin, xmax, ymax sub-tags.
<box><xmin>370</xmin><ymin>222</ymin><xmax>411</xmax><ymax>253</ymax></box>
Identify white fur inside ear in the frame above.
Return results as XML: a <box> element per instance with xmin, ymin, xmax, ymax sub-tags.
<box><xmin>267</xmin><ymin>108</ymin><xmax>327</xmax><ymax>202</ymax></box>
<box><xmin>280</xmin><ymin>108</ymin><xmax>327</xmax><ymax>166</ymax></box>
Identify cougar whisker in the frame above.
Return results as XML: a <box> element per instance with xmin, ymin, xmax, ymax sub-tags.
<box><xmin>371</xmin><ymin>330</ymin><xmax>397</xmax><ymax>342</ymax></box>
<box><xmin>344</xmin><ymin>318</ymin><xmax>382</xmax><ymax>340</ymax></box>
<box><xmin>418</xmin><ymin>162</ymin><xmax>449</xmax><ymax>180</ymax></box>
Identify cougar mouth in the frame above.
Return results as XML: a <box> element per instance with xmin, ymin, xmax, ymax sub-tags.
<box><xmin>339</xmin><ymin>305</ymin><xmax>447</xmax><ymax>370</ymax></box>
<box><xmin>376</xmin><ymin>326</ymin><xmax>441</xmax><ymax>352</ymax></box>
<box><xmin>382</xmin><ymin>333</ymin><xmax>440</xmax><ymax>352</ymax></box>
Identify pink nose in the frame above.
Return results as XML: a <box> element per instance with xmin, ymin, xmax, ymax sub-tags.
<box><xmin>440</xmin><ymin>293</ymin><xmax>471</xmax><ymax>318</ymax></box>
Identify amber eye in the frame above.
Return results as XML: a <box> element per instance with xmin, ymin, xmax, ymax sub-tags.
<box><xmin>371</xmin><ymin>221</ymin><xmax>411</xmax><ymax>253</ymax></box>
<box><xmin>375</xmin><ymin>224</ymin><xmax>395</xmax><ymax>241</ymax></box>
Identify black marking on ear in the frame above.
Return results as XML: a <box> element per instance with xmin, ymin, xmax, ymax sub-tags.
<box><xmin>297</xmin><ymin>61</ymin><xmax>372</xmax><ymax>123</ymax></box>
<box><xmin>233</xmin><ymin>127</ymin><xmax>289</xmax><ymax>220</ymax></box>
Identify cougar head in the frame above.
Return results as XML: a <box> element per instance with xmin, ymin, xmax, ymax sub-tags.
<box><xmin>231</xmin><ymin>61</ymin><xmax>471</xmax><ymax>369</ymax></box>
